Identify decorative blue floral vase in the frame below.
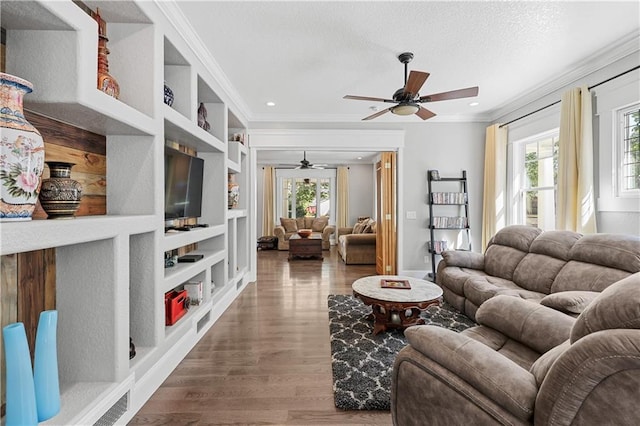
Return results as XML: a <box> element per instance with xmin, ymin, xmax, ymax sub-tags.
<box><xmin>33</xmin><ymin>310</ymin><xmax>60</xmax><ymax>421</ymax></box>
<box><xmin>2</xmin><ymin>322</ymin><xmax>38</xmax><ymax>426</ymax></box>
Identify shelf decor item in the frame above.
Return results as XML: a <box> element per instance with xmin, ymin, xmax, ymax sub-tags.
<box><xmin>163</xmin><ymin>81</ymin><xmax>174</xmax><ymax>106</ymax></box>
<box><xmin>33</xmin><ymin>310</ymin><xmax>60</xmax><ymax>422</ymax></box>
<box><xmin>2</xmin><ymin>322</ymin><xmax>38</xmax><ymax>426</ymax></box>
<box><xmin>228</xmin><ymin>173</ymin><xmax>239</xmax><ymax>209</ymax></box>
<box><xmin>39</xmin><ymin>161</ymin><xmax>83</xmax><ymax>219</ymax></box>
<box><xmin>0</xmin><ymin>72</ymin><xmax>45</xmax><ymax>221</ymax></box>
<box><xmin>197</xmin><ymin>102</ymin><xmax>211</xmax><ymax>131</ymax></box>
<box><xmin>94</xmin><ymin>8</ymin><xmax>120</xmax><ymax>99</ymax></box>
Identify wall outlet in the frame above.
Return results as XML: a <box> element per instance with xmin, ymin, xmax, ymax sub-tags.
<box><xmin>424</xmin><ymin>255</ymin><xmax>429</xmax><ymax>264</ymax></box>
<box><xmin>406</xmin><ymin>211</ymin><xmax>417</xmax><ymax>219</ymax></box>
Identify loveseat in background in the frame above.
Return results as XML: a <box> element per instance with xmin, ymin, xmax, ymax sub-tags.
<box><xmin>336</xmin><ymin>219</ymin><xmax>376</xmax><ymax>264</ymax></box>
<box><xmin>273</xmin><ymin>216</ymin><xmax>334</xmax><ymax>250</ymax></box>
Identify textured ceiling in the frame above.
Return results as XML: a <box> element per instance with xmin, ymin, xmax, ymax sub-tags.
<box><xmin>176</xmin><ymin>0</ymin><xmax>639</xmax><ymax>125</ymax></box>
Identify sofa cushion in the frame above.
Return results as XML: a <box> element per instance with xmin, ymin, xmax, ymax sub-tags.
<box><xmin>484</xmin><ymin>245</ymin><xmax>527</xmax><ymax>281</ymax></box>
<box><xmin>464</xmin><ymin>276</ymin><xmax>521</xmax><ymax>307</ymax></box>
<box><xmin>529</xmin><ymin>230</ymin><xmax>581</xmax><ymax>261</ymax></box>
<box><xmin>529</xmin><ymin>340</ymin><xmax>571</xmax><ymax>386</ymax></box>
<box><xmin>551</xmin><ymin>261</ymin><xmax>631</xmax><ymax>293</ymax></box>
<box><xmin>491</xmin><ymin>225</ymin><xmax>543</xmax><ymax>253</ymax></box>
<box><xmin>570</xmin><ymin>273</ymin><xmax>640</xmax><ymax>343</ymax></box>
<box><xmin>280</xmin><ymin>218</ymin><xmax>298</xmax><ymax>232</ymax></box>
<box><xmin>513</xmin><ymin>253</ymin><xmax>567</xmax><ymax>294</ymax></box>
<box><xmin>295</xmin><ymin>217</ymin><xmax>305</xmax><ymax>229</ymax></box>
<box><xmin>476</xmin><ymin>295</ymin><xmax>575</xmax><ymax>354</ymax></box>
<box><xmin>568</xmin><ymin>233</ymin><xmax>640</xmax><ymax>273</ymax></box>
<box><xmin>540</xmin><ymin>291</ymin><xmax>599</xmax><ymax>315</ymax></box>
<box><xmin>438</xmin><ymin>267</ymin><xmax>486</xmax><ymax>295</ymax></box>
<box><xmin>311</xmin><ymin>217</ymin><xmax>328</xmax><ymax>232</ymax></box>
<box><xmin>362</xmin><ymin>219</ymin><xmax>376</xmax><ymax>233</ymax></box>
<box><xmin>463</xmin><ymin>326</ymin><xmax>541</xmax><ymax>370</ymax></box>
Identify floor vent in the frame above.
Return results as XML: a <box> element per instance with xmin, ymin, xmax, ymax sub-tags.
<box><xmin>197</xmin><ymin>311</ymin><xmax>211</xmax><ymax>333</ymax></box>
<box><xmin>93</xmin><ymin>392</ymin><xmax>128</xmax><ymax>426</ymax></box>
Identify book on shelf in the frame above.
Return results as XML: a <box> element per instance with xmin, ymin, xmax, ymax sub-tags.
<box><xmin>380</xmin><ymin>278</ymin><xmax>411</xmax><ymax>289</ymax></box>
<box><xmin>431</xmin><ymin>192</ymin><xmax>467</xmax><ymax>204</ymax></box>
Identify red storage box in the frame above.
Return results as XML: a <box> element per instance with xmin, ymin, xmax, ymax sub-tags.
<box><xmin>165</xmin><ymin>289</ymin><xmax>188</xmax><ymax>326</ymax></box>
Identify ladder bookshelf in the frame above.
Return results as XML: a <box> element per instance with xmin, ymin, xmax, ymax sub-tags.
<box><xmin>427</xmin><ymin>170</ymin><xmax>471</xmax><ymax>281</ymax></box>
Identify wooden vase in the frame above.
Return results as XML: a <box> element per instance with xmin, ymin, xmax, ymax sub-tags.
<box><xmin>94</xmin><ymin>9</ymin><xmax>120</xmax><ymax>99</ymax></box>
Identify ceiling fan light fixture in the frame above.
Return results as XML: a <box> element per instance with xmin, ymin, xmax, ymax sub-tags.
<box><xmin>392</xmin><ymin>103</ymin><xmax>420</xmax><ymax>116</ymax></box>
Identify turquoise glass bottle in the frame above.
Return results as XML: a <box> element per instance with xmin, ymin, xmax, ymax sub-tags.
<box><xmin>2</xmin><ymin>322</ymin><xmax>38</xmax><ymax>426</ymax></box>
<box><xmin>33</xmin><ymin>310</ymin><xmax>61</xmax><ymax>422</ymax></box>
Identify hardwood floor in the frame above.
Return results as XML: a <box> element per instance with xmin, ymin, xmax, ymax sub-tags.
<box><xmin>130</xmin><ymin>247</ymin><xmax>392</xmax><ymax>425</ymax></box>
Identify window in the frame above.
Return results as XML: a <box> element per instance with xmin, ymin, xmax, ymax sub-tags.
<box><xmin>510</xmin><ymin>130</ymin><xmax>559</xmax><ymax>230</ymax></box>
<box><xmin>275</xmin><ymin>169</ymin><xmax>336</xmax><ymax>220</ymax></box>
<box><xmin>616</xmin><ymin>104</ymin><xmax>640</xmax><ymax>195</ymax></box>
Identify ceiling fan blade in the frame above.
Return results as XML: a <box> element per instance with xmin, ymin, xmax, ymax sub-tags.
<box><xmin>403</xmin><ymin>71</ymin><xmax>430</xmax><ymax>97</ymax></box>
<box><xmin>362</xmin><ymin>107</ymin><xmax>392</xmax><ymax>121</ymax></box>
<box><xmin>416</xmin><ymin>106</ymin><xmax>436</xmax><ymax>120</ymax></box>
<box><xmin>344</xmin><ymin>95</ymin><xmax>395</xmax><ymax>103</ymax></box>
<box><xmin>419</xmin><ymin>86</ymin><xmax>479</xmax><ymax>102</ymax></box>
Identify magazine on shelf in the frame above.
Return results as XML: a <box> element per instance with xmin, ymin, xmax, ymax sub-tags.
<box><xmin>380</xmin><ymin>278</ymin><xmax>411</xmax><ymax>289</ymax></box>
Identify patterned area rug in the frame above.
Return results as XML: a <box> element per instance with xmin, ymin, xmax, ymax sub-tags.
<box><xmin>328</xmin><ymin>294</ymin><xmax>475</xmax><ymax>410</ymax></box>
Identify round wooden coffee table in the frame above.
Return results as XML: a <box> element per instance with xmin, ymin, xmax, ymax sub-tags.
<box><xmin>352</xmin><ymin>275</ymin><xmax>443</xmax><ymax>335</ymax></box>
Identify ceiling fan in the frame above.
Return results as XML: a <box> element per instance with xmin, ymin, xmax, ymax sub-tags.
<box><xmin>295</xmin><ymin>151</ymin><xmax>325</xmax><ymax>169</ymax></box>
<box><xmin>344</xmin><ymin>52</ymin><xmax>479</xmax><ymax>121</ymax></box>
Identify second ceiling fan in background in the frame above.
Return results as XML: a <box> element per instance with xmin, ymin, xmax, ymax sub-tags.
<box><xmin>344</xmin><ymin>52</ymin><xmax>479</xmax><ymax>121</ymax></box>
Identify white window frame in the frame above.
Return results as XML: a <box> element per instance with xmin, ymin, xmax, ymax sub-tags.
<box><xmin>275</xmin><ymin>168</ymin><xmax>336</xmax><ymax>222</ymax></box>
<box><xmin>614</xmin><ymin>102</ymin><xmax>640</xmax><ymax>199</ymax></box>
<box><xmin>508</xmin><ymin>128</ymin><xmax>559</xmax><ymax>229</ymax></box>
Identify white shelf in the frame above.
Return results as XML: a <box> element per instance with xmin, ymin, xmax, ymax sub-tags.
<box><xmin>163</xmin><ymin>249</ymin><xmax>225</xmax><ymax>293</ymax></box>
<box><xmin>0</xmin><ymin>215</ymin><xmax>157</xmax><ymax>255</ymax></box>
<box><xmin>164</xmin><ymin>104</ymin><xmax>225</xmax><ymax>153</ymax></box>
<box><xmin>227</xmin><ymin>158</ymin><xmax>241</xmax><ymax>173</ymax></box>
<box><xmin>162</xmin><ymin>224</ymin><xmax>225</xmax><ymax>251</ymax></box>
<box><xmin>164</xmin><ymin>298</ymin><xmax>212</xmax><ymax>340</ymax></box>
<box><xmin>227</xmin><ymin>208</ymin><xmax>248</xmax><ymax>219</ymax></box>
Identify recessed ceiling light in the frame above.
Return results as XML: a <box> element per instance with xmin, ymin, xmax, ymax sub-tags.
<box><xmin>369</xmin><ymin>106</ymin><xmax>379</xmax><ymax>111</ymax></box>
<box><xmin>357</xmin><ymin>156</ymin><xmax>363</xmax><ymax>160</ymax></box>
<box><xmin>266</xmin><ymin>101</ymin><xmax>276</xmax><ymax>107</ymax></box>
<box><xmin>469</xmin><ymin>102</ymin><xmax>479</xmax><ymax>107</ymax></box>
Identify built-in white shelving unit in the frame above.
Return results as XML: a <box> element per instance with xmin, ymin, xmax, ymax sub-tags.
<box><xmin>0</xmin><ymin>1</ymin><xmax>252</xmax><ymax>424</ymax></box>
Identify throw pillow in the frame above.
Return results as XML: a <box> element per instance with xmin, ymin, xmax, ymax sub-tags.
<box><xmin>352</xmin><ymin>222</ymin><xmax>366</xmax><ymax>234</ymax></box>
<box><xmin>363</xmin><ymin>218</ymin><xmax>376</xmax><ymax>233</ymax></box>
<box><xmin>540</xmin><ymin>291</ymin><xmax>599</xmax><ymax>315</ymax></box>
<box><xmin>280</xmin><ymin>217</ymin><xmax>298</xmax><ymax>232</ymax></box>
<box><xmin>311</xmin><ymin>217</ymin><xmax>328</xmax><ymax>232</ymax></box>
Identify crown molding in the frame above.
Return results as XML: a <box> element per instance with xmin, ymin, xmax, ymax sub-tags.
<box><xmin>489</xmin><ymin>30</ymin><xmax>640</xmax><ymax>123</ymax></box>
<box><xmin>155</xmin><ymin>0</ymin><xmax>252</xmax><ymax>122</ymax></box>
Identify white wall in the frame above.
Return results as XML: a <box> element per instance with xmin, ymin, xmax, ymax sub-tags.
<box><xmin>347</xmin><ymin>164</ymin><xmax>375</xmax><ymax>225</ymax></box>
<box><xmin>400</xmin><ymin>122</ymin><xmax>487</xmax><ymax>273</ymax></box>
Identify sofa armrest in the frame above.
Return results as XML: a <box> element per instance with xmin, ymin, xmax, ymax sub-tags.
<box><xmin>273</xmin><ymin>226</ymin><xmax>286</xmax><ymax>239</ymax></box>
<box><xmin>343</xmin><ymin>233</ymin><xmax>376</xmax><ymax>246</ymax></box>
<box><xmin>441</xmin><ymin>250</ymin><xmax>485</xmax><ymax>269</ymax></box>
<box><xmin>403</xmin><ymin>326</ymin><xmax>537</xmax><ymax>421</ymax></box>
<box><xmin>322</xmin><ymin>225</ymin><xmax>335</xmax><ymax>239</ymax></box>
<box><xmin>476</xmin><ymin>295</ymin><xmax>575</xmax><ymax>354</ymax></box>
<box><xmin>337</xmin><ymin>227</ymin><xmax>353</xmax><ymax>239</ymax></box>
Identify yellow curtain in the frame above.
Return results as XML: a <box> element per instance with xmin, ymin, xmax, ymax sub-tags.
<box><xmin>261</xmin><ymin>166</ymin><xmax>275</xmax><ymax>236</ymax></box>
<box><xmin>556</xmin><ymin>86</ymin><xmax>597</xmax><ymax>233</ymax></box>
<box><xmin>481</xmin><ymin>123</ymin><xmax>508</xmax><ymax>251</ymax></box>
<box><xmin>337</xmin><ymin>166</ymin><xmax>349</xmax><ymax>228</ymax></box>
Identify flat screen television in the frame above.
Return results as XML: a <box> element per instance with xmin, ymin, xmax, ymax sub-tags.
<box><xmin>164</xmin><ymin>146</ymin><xmax>204</xmax><ymax>220</ymax></box>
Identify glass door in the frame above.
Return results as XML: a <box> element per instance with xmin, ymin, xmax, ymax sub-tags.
<box><xmin>276</xmin><ymin>169</ymin><xmax>336</xmax><ymax>221</ymax></box>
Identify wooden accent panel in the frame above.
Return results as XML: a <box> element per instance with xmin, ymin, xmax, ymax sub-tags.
<box><xmin>1</xmin><ymin>254</ymin><xmax>18</xmax><ymax>417</ymax></box>
<box><xmin>0</xmin><ymin>249</ymin><xmax>55</xmax><ymax>418</ymax></box>
<box><xmin>23</xmin><ymin>110</ymin><xmax>107</xmax><ymax>219</ymax></box>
